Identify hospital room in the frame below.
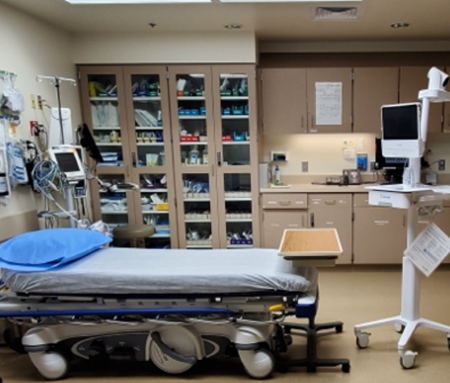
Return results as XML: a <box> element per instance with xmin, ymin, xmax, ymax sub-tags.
<box><xmin>2</xmin><ymin>0</ymin><xmax>450</xmax><ymax>382</ymax></box>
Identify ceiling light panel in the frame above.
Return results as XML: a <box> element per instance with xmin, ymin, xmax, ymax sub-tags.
<box><xmin>64</xmin><ymin>0</ymin><xmax>211</xmax><ymax>4</ymax></box>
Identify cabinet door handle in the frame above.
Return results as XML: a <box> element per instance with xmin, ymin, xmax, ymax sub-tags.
<box><xmin>310</xmin><ymin>115</ymin><xmax>314</xmax><ymax>128</ymax></box>
<box><xmin>448</xmin><ymin>114</ymin><xmax>450</xmax><ymax>127</ymax></box>
<box><xmin>301</xmin><ymin>116</ymin><xmax>304</xmax><ymax>128</ymax></box>
<box><xmin>325</xmin><ymin>200</ymin><xmax>336</xmax><ymax>205</ymax></box>
<box><xmin>212</xmin><ymin>164</ymin><xmax>215</xmax><ymax>177</ymax></box>
<box><xmin>217</xmin><ymin>152</ymin><xmax>222</xmax><ymax>167</ymax></box>
<box><xmin>131</xmin><ymin>152</ymin><xmax>137</xmax><ymax>168</ymax></box>
<box><xmin>279</xmin><ymin>200</ymin><xmax>291</xmax><ymax>206</ymax></box>
<box><xmin>310</xmin><ymin>213</ymin><xmax>314</xmax><ymax>227</ymax></box>
<box><xmin>302</xmin><ymin>214</ymin><xmax>305</xmax><ymax>227</ymax></box>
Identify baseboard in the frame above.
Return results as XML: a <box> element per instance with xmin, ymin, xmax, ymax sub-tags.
<box><xmin>0</xmin><ymin>210</ymin><xmax>39</xmax><ymax>242</ymax></box>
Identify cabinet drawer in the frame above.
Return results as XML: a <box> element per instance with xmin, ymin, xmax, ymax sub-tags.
<box><xmin>262</xmin><ymin>193</ymin><xmax>307</xmax><ymax>210</ymax></box>
<box><xmin>263</xmin><ymin>211</ymin><xmax>307</xmax><ymax>248</ymax></box>
<box><xmin>353</xmin><ymin>193</ymin><xmax>369</xmax><ymax>207</ymax></box>
<box><xmin>308</xmin><ymin>194</ymin><xmax>352</xmax><ymax>208</ymax></box>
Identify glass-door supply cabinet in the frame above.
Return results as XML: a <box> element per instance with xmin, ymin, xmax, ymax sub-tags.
<box><xmin>169</xmin><ymin>65</ymin><xmax>260</xmax><ymax>249</ymax></box>
<box><xmin>79</xmin><ymin>64</ymin><xmax>260</xmax><ymax>250</ymax></box>
<box><xmin>78</xmin><ymin>65</ymin><xmax>178</xmax><ymax>248</ymax></box>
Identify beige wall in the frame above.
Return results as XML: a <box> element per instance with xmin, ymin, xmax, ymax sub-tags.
<box><xmin>0</xmin><ymin>2</ymin><xmax>80</xmax><ymax>240</ymax></box>
<box><xmin>73</xmin><ymin>31</ymin><xmax>257</xmax><ymax>64</ymax></box>
<box><xmin>263</xmin><ymin>133</ymin><xmax>377</xmax><ymax>175</ymax></box>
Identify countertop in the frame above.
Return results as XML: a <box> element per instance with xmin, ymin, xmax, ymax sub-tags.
<box><xmin>260</xmin><ymin>183</ymin><xmax>378</xmax><ymax>193</ymax></box>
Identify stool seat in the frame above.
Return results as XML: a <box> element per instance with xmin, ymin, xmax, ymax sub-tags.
<box><xmin>113</xmin><ymin>224</ymin><xmax>155</xmax><ymax>240</ymax></box>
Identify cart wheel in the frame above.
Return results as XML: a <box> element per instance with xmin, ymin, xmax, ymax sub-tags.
<box><xmin>447</xmin><ymin>337</ymin><xmax>450</xmax><ymax>351</ymax></box>
<box><xmin>284</xmin><ymin>334</ymin><xmax>293</xmax><ymax>346</ymax></box>
<box><xmin>394</xmin><ymin>323</ymin><xmax>405</xmax><ymax>334</ymax></box>
<box><xmin>239</xmin><ymin>349</ymin><xmax>275</xmax><ymax>379</ymax></box>
<box><xmin>342</xmin><ymin>363</ymin><xmax>351</xmax><ymax>373</ymax></box>
<box><xmin>336</xmin><ymin>324</ymin><xmax>343</xmax><ymax>333</ymax></box>
<box><xmin>400</xmin><ymin>351</ymin><xmax>416</xmax><ymax>369</ymax></box>
<box><xmin>31</xmin><ymin>350</ymin><xmax>70</xmax><ymax>381</ymax></box>
<box><xmin>356</xmin><ymin>332</ymin><xmax>370</xmax><ymax>349</ymax></box>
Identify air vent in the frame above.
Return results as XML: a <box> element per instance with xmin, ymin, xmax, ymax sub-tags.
<box><xmin>311</xmin><ymin>6</ymin><xmax>364</xmax><ymax>20</ymax></box>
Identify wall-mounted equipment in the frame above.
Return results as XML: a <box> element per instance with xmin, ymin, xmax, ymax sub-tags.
<box><xmin>271</xmin><ymin>151</ymin><xmax>288</xmax><ymax>162</ymax></box>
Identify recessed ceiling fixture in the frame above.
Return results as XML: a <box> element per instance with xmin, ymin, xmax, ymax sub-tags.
<box><xmin>63</xmin><ymin>0</ymin><xmax>211</xmax><ymax>4</ymax></box>
<box><xmin>149</xmin><ymin>23</ymin><xmax>157</xmax><ymax>28</ymax></box>
<box><xmin>224</xmin><ymin>24</ymin><xmax>243</xmax><ymax>29</ymax></box>
<box><xmin>391</xmin><ymin>22</ymin><xmax>410</xmax><ymax>28</ymax></box>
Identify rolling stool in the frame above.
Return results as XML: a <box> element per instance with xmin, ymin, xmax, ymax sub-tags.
<box><xmin>113</xmin><ymin>224</ymin><xmax>155</xmax><ymax>248</ymax></box>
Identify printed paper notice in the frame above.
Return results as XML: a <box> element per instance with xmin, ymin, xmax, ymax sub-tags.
<box><xmin>315</xmin><ymin>82</ymin><xmax>342</xmax><ymax>125</ymax></box>
<box><xmin>404</xmin><ymin>222</ymin><xmax>450</xmax><ymax>277</ymax></box>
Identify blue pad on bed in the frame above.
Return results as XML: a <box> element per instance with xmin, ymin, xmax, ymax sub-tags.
<box><xmin>0</xmin><ymin>228</ymin><xmax>111</xmax><ymax>272</ymax></box>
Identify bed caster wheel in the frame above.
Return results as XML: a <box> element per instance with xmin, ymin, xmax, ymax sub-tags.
<box><xmin>284</xmin><ymin>334</ymin><xmax>293</xmax><ymax>346</ymax></box>
<box><xmin>29</xmin><ymin>349</ymin><xmax>70</xmax><ymax>381</ymax></box>
<box><xmin>307</xmin><ymin>365</ymin><xmax>316</xmax><ymax>373</ymax></box>
<box><xmin>239</xmin><ymin>349</ymin><xmax>275</xmax><ymax>379</ymax></box>
<box><xmin>395</xmin><ymin>323</ymin><xmax>405</xmax><ymax>334</ymax></box>
<box><xmin>356</xmin><ymin>332</ymin><xmax>370</xmax><ymax>349</ymax></box>
<box><xmin>336</xmin><ymin>324</ymin><xmax>343</xmax><ymax>333</ymax></box>
<box><xmin>342</xmin><ymin>363</ymin><xmax>351</xmax><ymax>373</ymax></box>
<box><xmin>283</xmin><ymin>326</ymin><xmax>292</xmax><ymax>335</ymax></box>
<box><xmin>400</xmin><ymin>351</ymin><xmax>416</xmax><ymax>369</ymax></box>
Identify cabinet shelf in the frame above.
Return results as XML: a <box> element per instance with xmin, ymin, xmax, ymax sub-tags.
<box><xmin>90</xmin><ymin>97</ymin><xmax>118</xmax><ymax>101</ymax></box>
<box><xmin>141</xmin><ymin>188</ymin><xmax>168</xmax><ymax>193</ymax></box>
<box><xmin>221</xmin><ymin>96</ymin><xmax>249</xmax><ymax>100</ymax></box>
<box><xmin>226</xmin><ymin>218</ymin><xmax>253</xmax><ymax>222</ymax></box>
<box><xmin>221</xmin><ymin>115</ymin><xmax>249</xmax><ymax>119</ymax></box>
<box><xmin>178</xmin><ymin>116</ymin><xmax>207</xmax><ymax>120</ymax></box>
<box><xmin>135</xmin><ymin>127</ymin><xmax>163</xmax><ymax>130</ymax></box>
<box><xmin>96</xmin><ymin>143</ymin><xmax>122</xmax><ymax>146</ymax></box>
<box><xmin>152</xmin><ymin>234</ymin><xmax>171</xmax><ymax>238</ymax></box>
<box><xmin>142</xmin><ymin>210</ymin><xmax>169</xmax><ymax>214</ymax></box>
<box><xmin>186</xmin><ymin>245</ymin><xmax>213</xmax><ymax>249</ymax></box>
<box><xmin>184</xmin><ymin>198</ymin><xmax>210</xmax><ymax>202</ymax></box>
<box><xmin>227</xmin><ymin>244</ymin><xmax>254</xmax><ymax>249</ymax></box>
<box><xmin>225</xmin><ymin>197</ymin><xmax>252</xmax><ymax>201</ymax></box>
<box><xmin>178</xmin><ymin>96</ymin><xmax>205</xmax><ymax>100</ymax></box>
<box><xmin>101</xmin><ymin>211</ymin><xmax>128</xmax><ymax>215</ymax></box>
<box><xmin>136</xmin><ymin>142</ymin><xmax>164</xmax><ymax>146</ymax></box>
<box><xmin>222</xmin><ymin>141</ymin><xmax>250</xmax><ymax>145</ymax></box>
<box><xmin>185</xmin><ymin>219</ymin><xmax>211</xmax><ymax>223</ymax></box>
<box><xmin>180</xmin><ymin>141</ymin><xmax>207</xmax><ymax>146</ymax></box>
<box><xmin>93</xmin><ymin>127</ymin><xmax>121</xmax><ymax>130</ymax></box>
<box><xmin>133</xmin><ymin>97</ymin><xmax>161</xmax><ymax>101</ymax></box>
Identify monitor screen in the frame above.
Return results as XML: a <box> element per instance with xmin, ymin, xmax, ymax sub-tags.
<box><xmin>54</xmin><ymin>152</ymin><xmax>80</xmax><ymax>173</ymax></box>
<box><xmin>382</xmin><ymin>104</ymin><xmax>419</xmax><ymax>140</ymax></box>
<box><xmin>77</xmin><ymin>123</ymin><xmax>104</xmax><ymax>164</ymax></box>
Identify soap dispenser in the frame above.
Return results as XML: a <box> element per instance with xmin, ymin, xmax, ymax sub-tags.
<box><xmin>274</xmin><ymin>165</ymin><xmax>281</xmax><ymax>185</ymax></box>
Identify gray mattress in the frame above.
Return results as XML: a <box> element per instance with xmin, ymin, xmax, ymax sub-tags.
<box><xmin>1</xmin><ymin>248</ymin><xmax>317</xmax><ymax>296</ymax></box>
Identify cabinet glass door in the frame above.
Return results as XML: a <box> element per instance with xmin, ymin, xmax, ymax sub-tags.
<box><xmin>168</xmin><ymin>66</ymin><xmax>219</xmax><ymax>248</ymax></box>
<box><xmin>222</xmin><ymin>173</ymin><xmax>254</xmax><ymax>248</ymax></box>
<box><xmin>123</xmin><ymin>66</ymin><xmax>177</xmax><ymax>248</ymax></box>
<box><xmin>212</xmin><ymin>66</ymin><xmax>260</xmax><ymax>248</ymax></box>
<box><xmin>216</xmin><ymin>73</ymin><xmax>251</xmax><ymax>166</ymax></box>
<box><xmin>79</xmin><ymin>66</ymin><xmax>133</xmax><ymax>227</ymax></box>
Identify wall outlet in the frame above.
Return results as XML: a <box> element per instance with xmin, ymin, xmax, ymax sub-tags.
<box><xmin>439</xmin><ymin>159</ymin><xmax>446</xmax><ymax>171</ymax></box>
<box><xmin>30</xmin><ymin>94</ymin><xmax>36</xmax><ymax>109</ymax></box>
<box><xmin>37</xmin><ymin>95</ymin><xmax>43</xmax><ymax>110</ymax></box>
<box><xmin>302</xmin><ymin>161</ymin><xmax>308</xmax><ymax>173</ymax></box>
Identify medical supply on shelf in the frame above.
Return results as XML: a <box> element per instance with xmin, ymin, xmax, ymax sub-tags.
<box><xmin>188</xmin><ymin>145</ymin><xmax>200</xmax><ymax>165</ymax></box>
<box><xmin>202</xmin><ymin>146</ymin><xmax>208</xmax><ymax>164</ymax></box>
<box><xmin>0</xmin><ymin>156</ymin><xmax>8</xmax><ymax>197</ymax></box>
<box><xmin>274</xmin><ymin>165</ymin><xmax>281</xmax><ymax>185</ymax></box>
<box><xmin>0</xmin><ymin>70</ymin><xmax>24</xmax><ymax>116</ymax></box>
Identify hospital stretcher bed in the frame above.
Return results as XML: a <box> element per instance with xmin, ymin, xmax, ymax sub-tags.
<box><xmin>0</xmin><ymin>247</ymin><xmax>350</xmax><ymax>380</ymax></box>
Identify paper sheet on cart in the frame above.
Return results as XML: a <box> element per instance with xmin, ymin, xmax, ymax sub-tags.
<box><xmin>404</xmin><ymin>222</ymin><xmax>450</xmax><ymax>277</ymax></box>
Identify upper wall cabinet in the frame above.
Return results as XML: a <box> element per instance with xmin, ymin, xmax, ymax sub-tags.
<box><xmin>400</xmin><ymin>66</ymin><xmax>443</xmax><ymax>133</ymax></box>
<box><xmin>353</xmin><ymin>67</ymin><xmax>399</xmax><ymax>134</ymax></box>
<box><xmin>261</xmin><ymin>68</ymin><xmax>307</xmax><ymax>134</ymax></box>
<box><xmin>261</xmin><ymin>67</ymin><xmax>352</xmax><ymax>134</ymax></box>
<box><xmin>306</xmin><ymin>68</ymin><xmax>352</xmax><ymax>134</ymax></box>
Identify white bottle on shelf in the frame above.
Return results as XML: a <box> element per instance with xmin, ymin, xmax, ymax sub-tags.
<box><xmin>274</xmin><ymin>165</ymin><xmax>281</xmax><ymax>185</ymax></box>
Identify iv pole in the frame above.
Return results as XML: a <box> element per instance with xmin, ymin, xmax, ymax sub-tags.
<box><xmin>36</xmin><ymin>75</ymin><xmax>78</xmax><ymax>228</ymax></box>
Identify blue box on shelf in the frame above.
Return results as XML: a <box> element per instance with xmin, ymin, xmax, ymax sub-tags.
<box><xmin>191</xmin><ymin>109</ymin><xmax>199</xmax><ymax>115</ymax></box>
<box><xmin>179</xmin><ymin>109</ymin><xmax>186</xmax><ymax>115</ymax></box>
<box><xmin>233</xmin><ymin>131</ymin><xmax>246</xmax><ymax>141</ymax></box>
<box><xmin>232</xmin><ymin>106</ymin><xmax>244</xmax><ymax>115</ymax></box>
<box><xmin>222</xmin><ymin>108</ymin><xmax>231</xmax><ymax>115</ymax></box>
<box><xmin>200</xmin><ymin>107</ymin><xmax>206</xmax><ymax>115</ymax></box>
